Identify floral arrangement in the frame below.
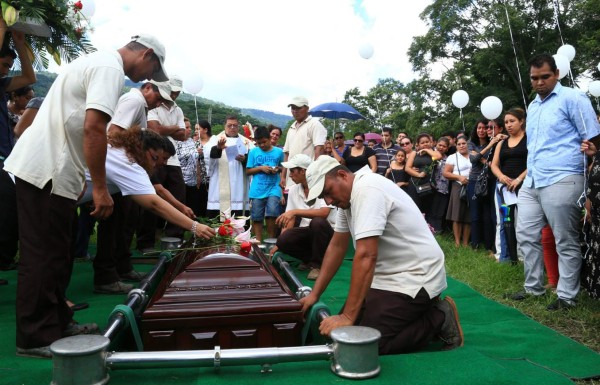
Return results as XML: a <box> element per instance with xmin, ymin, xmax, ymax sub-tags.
<box><xmin>1</xmin><ymin>0</ymin><xmax>95</xmax><ymax>69</ymax></box>
<box><xmin>194</xmin><ymin>209</ymin><xmax>257</xmax><ymax>256</ymax></box>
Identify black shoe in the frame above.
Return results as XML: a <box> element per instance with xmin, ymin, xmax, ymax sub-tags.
<box><xmin>435</xmin><ymin>296</ymin><xmax>464</xmax><ymax>351</ymax></box>
<box><xmin>69</xmin><ymin>302</ymin><xmax>89</xmax><ymax>312</ymax></box>
<box><xmin>504</xmin><ymin>290</ymin><xmax>545</xmax><ymax>301</ymax></box>
<box><xmin>546</xmin><ymin>298</ymin><xmax>576</xmax><ymax>311</ymax></box>
<box><xmin>94</xmin><ymin>281</ymin><xmax>133</xmax><ymax>294</ymax></box>
<box><xmin>119</xmin><ymin>270</ymin><xmax>146</xmax><ymax>282</ymax></box>
<box><xmin>16</xmin><ymin>345</ymin><xmax>52</xmax><ymax>359</ymax></box>
<box><xmin>63</xmin><ymin>321</ymin><xmax>99</xmax><ymax>337</ymax></box>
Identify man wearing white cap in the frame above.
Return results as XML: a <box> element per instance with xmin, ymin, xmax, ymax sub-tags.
<box><xmin>299</xmin><ymin>156</ymin><xmax>464</xmax><ymax>354</ymax></box>
<box><xmin>4</xmin><ymin>33</ymin><xmax>169</xmax><ymax>358</ymax></box>
<box><xmin>270</xmin><ymin>154</ymin><xmax>334</xmax><ymax>280</ymax></box>
<box><xmin>281</xmin><ymin>96</ymin><xmax>327</xmax><ymax>190</ymax></box>
<box><xmin>146</xmin><ymin>75</ymin><xmax>187</xmax><ymax>244</ymax></box>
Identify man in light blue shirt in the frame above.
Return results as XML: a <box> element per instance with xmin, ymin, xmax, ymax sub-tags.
<box><xmin>511</xmin><ymin>54</ymin><xmax>600</xmax><ymax>310</ymax></box>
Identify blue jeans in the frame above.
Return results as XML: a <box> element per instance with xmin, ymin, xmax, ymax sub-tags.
<box><xmin>250</xmin><ymin>196</ymin><xmax>281</xmax><ymax>221</ymax></box>
<box><xmin>516</xmin><ymin>175</ymin><xmax>584</xmax><ymax>302</ymax></box>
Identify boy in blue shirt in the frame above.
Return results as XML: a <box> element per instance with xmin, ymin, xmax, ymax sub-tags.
<box><xmin>246</xmin><ymin>126</ymin><xmax>284</xmax><ymax>242</ymax></box>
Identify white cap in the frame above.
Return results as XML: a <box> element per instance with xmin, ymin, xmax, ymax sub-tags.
<box><xmin>287</xmin><ymin>96</ymin><xmax>309</xmax><ymax>108</ymax></box>
<box><xmin>281</xmin><ymin>154</ymin><xmax>312</xmax><ymax>169</ymax></box>
<box><xmin>169</xmin><ymin>75</ymin><xmax>183</xmax><ymax>92</ymax></box>
<box><xmin>306</xmin><ymin>155</ymin><xmax>341</xmax><ymax>203</ymax></box>
<box><xmin>148</xmin><ymin>80</ymin><xmax>173</xmax><ymax>102</ymax></box>
<box><xmin>130</xmin><ymin>34</ymin><xmax>168</xmax><ymax>82</ymax></box>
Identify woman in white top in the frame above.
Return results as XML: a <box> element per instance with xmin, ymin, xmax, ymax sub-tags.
<box><xmin>80</xmin><ymin>127</ymin><xmax>215</xmax><ymax>240</ymax></box>
<box><xmin>443</xmin><ymin>136</ymin><xmax>472</xmax><ymax>247</ymax></box>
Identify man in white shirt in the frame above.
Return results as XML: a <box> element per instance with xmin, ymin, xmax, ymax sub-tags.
<box><xmin>270</xmin><ymin>154</ymin><xmax>334</xmax><ymax>280</ymax></box>
<box><xmin>300</xmin><ymin>156</ymin><xmax>464</xmax><ymax>354</ymax></box>
<box><xmin>4</xmin><ymin>34</ymin><xmax>168</xmax><ymax>358</ymax></box>
<box><xmin>281</xmin><ymin>97</ymin><xmax>327</xmax><ymax>189</ymax></box>
<box><xmin>145</xmin><ymin>76</ymin><xmax>187</xmax><ymax>244</ymax></box>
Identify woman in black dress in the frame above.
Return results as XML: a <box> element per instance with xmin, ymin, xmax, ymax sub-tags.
<box><xmin>582</xmin><ymin>139</ymin><xmax>600</xmax><ymax>299</ymax></box>
<box><xmin>385</xmin><ymin>148</ymin><xmax>410</xmax><ymax>192</ymax></box>
<box><xmin>332</xmin><ymin>132</ymin><xmax>377</xmax><ymax>173</ymax></box>
<box><xmin>405</xmin><ymin>133</ymin><xmax>441</xmax><ymax>223</ymax></box>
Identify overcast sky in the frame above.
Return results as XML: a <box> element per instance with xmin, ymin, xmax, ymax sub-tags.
<box><xmin>56</xmin><ymin>0</ymin><xmax>433</xmax><ymax>115</ymax></box>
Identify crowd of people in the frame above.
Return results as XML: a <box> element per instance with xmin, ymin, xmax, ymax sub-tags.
<box><xmin>0</xmin><ymin>21</ymin><xmax>599</xmax><ymax>360</ymax></box>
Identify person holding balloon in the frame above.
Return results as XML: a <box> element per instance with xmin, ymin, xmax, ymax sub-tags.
<box><xmin>508</xmin><ymin>54</ymin><xmax>600</xmax><ymax>311</ymax></box>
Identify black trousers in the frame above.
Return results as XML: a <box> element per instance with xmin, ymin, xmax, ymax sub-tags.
<box><xmin>429</xmin><ymin>191</ymin><xmax>450</xmax><ymax>233</ymax></box>
<box><xmin>0</xmin><ymin>163</ymin><xmax>18</xmax><ymax>267</ymax></box>
<box><xmin>15</xmin><ymin>178</ymin><xmax>75</xmax><ymax>348</ymax></box>
<box><xmin>160</xmin><ymin>165</ymin><xmax>186</xmax><ymax>237</ymax></box>
<box><xmin>93</xmin><ymin>194</ymin><xmax>135</xmax><ymax>285</ymax></box>
<box><xmin>275</xmin><ymin>217</ymin><xmax>333</xmax><ymax>265</ymax></box>
<box><xmin>357</xmin><ymin>287</ymin><xmax>444</xmax><ymax>355</ymax></box>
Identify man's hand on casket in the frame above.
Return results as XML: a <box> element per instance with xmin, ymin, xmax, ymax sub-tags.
<box><xmin>299</xmin><ymin>292</ymin><xmax>318</xmax><ymax>315</ymax></box>
<box><xmin>319</xmin><ymin>314</ymin><xmax>353</xmax><ymax>336</ymax></box>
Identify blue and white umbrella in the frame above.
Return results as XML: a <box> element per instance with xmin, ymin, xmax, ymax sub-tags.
<box><xmin>309</xmin><ymin>102</ymin><xmax>366</xmax><ymax>121</ymax></box>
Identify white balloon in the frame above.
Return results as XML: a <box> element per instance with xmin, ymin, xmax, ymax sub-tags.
<box><xmin>557</xmin><ymin>44</ymin><xmax>576</xmax><ymax>62</ymax></box>
<box><xmin>480</xmin><ymin>96</ymin><xmax>503</xmax><ymax>120</ymax></box>
<box><xmin>451</xmin><ymin>90</ymin><xmax>469</xmax><ymax>109</ymax></box>
<box><xmin>358</xmin><ymin>42</ymin><xmax>374</xmax><ymax>60</ymax></box>
<box><xmin>589</xmin><ymin>80</ymin><xmax>600</xmax><ymax>98</ymax></box>
<box><xmin>185</xmin><ymin>77</ymin><xmax>204</xmax><ymax>94</ymax></box>
<box><xmin>597</xmin><ymin>62</ymin><xmax>600</xmax><ymax>72</ymax></box>
<box><xmin>552</xmin><ymin>54</ymin><xmax>570</xmax><ymax>80</ymax></box>
<box><xmin>81</xmin><ymin>0</ymin><xmax>96</xmax><ymax>18</ymax></box>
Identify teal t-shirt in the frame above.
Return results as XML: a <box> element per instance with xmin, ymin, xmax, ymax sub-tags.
<box><xmin>247</xmin><ymin>146</ymin><xmax>284</xmax><ymax>199</ymax></box>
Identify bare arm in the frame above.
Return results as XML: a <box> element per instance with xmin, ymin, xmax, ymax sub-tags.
<box><xmin>275</xmin><ymin>207</ymin><xmax>330</xmax><ymax>228</ymax></box>
<box><xmin>84</xmin><ymin>109</ymin><xmax>113</xmax><ymax>219</ymax></box>
<box><xmin>147</xmin><ymin>120</ymin><xmax>185</xmax><ymax>140</ymax></box>
<box><xmin>490</xmin><ymin>140</ymin><xmax>504</xmax><ymax>181</ymax></box>
<box><xmin>299</xmin><ymin>231</ymin><xmax>350</xmax><ymax>312</ymax></box>
<box><xmin>404</xmin><ymin>151</ymin><xmax>420</xmax><ymax>177</ymax></box>
<box><xmin>13</xmin><ymin>106</ymin><xmax>37</xmax><ymax>138</ymax></box>
<box><xmin>318</xmin><ymin>235</ymin><xmax>378</xmax><ymax>335</ymax></box>
<box><xmin>368</xmin><ymin>155</ymin><xmax>377</xmax><ymax>173</ymax></box>
<box><xmin>132</xmin><ymin>194</ymin><xmax>214</xmax><ymax>239</ymax></box>
<box><xmin>153</xmin><ymin>183</ymin><xmax>195</xmax><ymax>218</ymax></box>
<box><xmin>313</xmin><ymin>145</ymin><xmax>324</xmax><ymax>159</ymax></box>
<box><xmin>280</xmin><ymin>152</ymin><xmax>289</xmax><ymax>189</ymax></box>
<box><xmin>5</xmin><ymin>30</ymin><xmax>36</xmax><ymax>92</ymax></box>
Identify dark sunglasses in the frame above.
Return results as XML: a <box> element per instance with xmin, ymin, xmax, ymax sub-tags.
<box><xmin>487</xmin><ymin>125</ymin><xmax>496</xmax><ymax>129</ymax></box>
<box><xmin>401</xmin><ymin>142</ymin><xmax>411</xmax><ymax>146</ymax></box>
<box><xmin>354</xmin><ymin>139</ymin><xmax>364</xmax><ymax>143</ymax></box>
<box><xmin>334</xmin><ymin>136</ymin><xmax>344</xmax><ymax>139</ymax></box>
<box><xmin>530</xmin><ymin>74</ymin><xmax>552</xmax><ymax>81</ymax></box>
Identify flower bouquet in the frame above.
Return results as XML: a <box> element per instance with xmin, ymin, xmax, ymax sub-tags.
<box><xmin>2</xmin><ymin>0</ymin><xmax>96</xmax><ymax>69</ymax></box>
<box><xmin>193</xmin><ymin>209</ymin><xmax>258</xmax><ymax>256</ymax></box>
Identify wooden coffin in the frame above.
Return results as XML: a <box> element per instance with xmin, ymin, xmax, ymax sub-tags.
<box><xmin>141</xmin><ymin>245</ymin><xmax>304</xmax><ymax>350</ymax></box>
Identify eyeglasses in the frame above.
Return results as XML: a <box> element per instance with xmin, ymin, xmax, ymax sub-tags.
<box><xmin>354</xmin><ymin>139</ymin><xmax>364</xmax><ymax>143</ymax></box>
<box><xmin>400</xmin><ymin>142</ymin><xmax>411</xmax><ymax>146</ymax></box>
<box><xmin>530</xmin><ymin>74</ymin><xmax>552</xmax><ymax>81</ymax></box>
<box><xmin>487</xmin><ymin>125</ymin><xmax>496</xmax><ymax>129</ymax></box>
<box><xmin>226</xmin><ymin>124</ymin><xmax>239</xmax><ymax>128</ymax></box>
<box><xmin>334</xmin><ymin>136</ymin><xmax>344</xmax><ymax>140</ymax></box>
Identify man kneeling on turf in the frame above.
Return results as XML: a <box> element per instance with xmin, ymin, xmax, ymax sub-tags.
<box><xmin>270</xmin><ymin>154</ymin><xmax>334</xmax><ymax>281</ymax></box>
<box><xmin>299</xmin><ymin>156</ymin><xmax>464</xmax><ymax>354</ymax></box>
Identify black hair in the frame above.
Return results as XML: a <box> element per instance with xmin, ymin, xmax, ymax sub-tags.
<box><xmin>353</xmin><ymin>132</ymin><xmax>365</xmax><ymax>140</ymax></box>
<box><xmin>0</xmin><ymin>41</ymin><xmax>16</xmax><ymax>59</ymax></box>
<box><xmin>12</xmin><ymin>85</ymin><xmax>33</xmax><ymax>97</ymax></box>
<box><xmin>469</xmin><ymin>119</ymin><xmax>490</xmax><ymax>144</ymax></box>
<box><xmin>141</xmin><ymin>129</ymin><xmax>165</xmax><ymax>152</ymax></box>
<box><xmin>440</xmin><ymin>130</ymin><xmax>455</xmax><ymax>139</ymax></box>
<box><xmin>254</xmin><ymin>125</ymin><xmax>270</xmax><ymax>140</ymax></box>
<box><xmin>381</xmin><ymin>127</ymin><xmax>393</xmax><ymax>134</ymax></box>
<box><xmin>161</xmin><ymin>136</ymin><xmax>176</xmax><ymax>156</ymax></box>
<box><xmin>416</xmin><ymin>132</ymin><xmax>431</xmax><ymax>144</ymax></box>
<box><xmin>334</xmin><ymin>131</ymin><xmax>344</xmax><ymax>138</ymax></box>
<box><xmin>528</xmin><ymin>54</ymin><xmax>557</xmax><ymax>72</ymax></box>
<box><xmin>267</xmin><ymin>124</ymin><xmax>282</xmax><ymax>136</ymax></box>
<box><xmin>197</xmin><ymin>119</ymin><xmax>212</xmax><ymax>136</ymax></box>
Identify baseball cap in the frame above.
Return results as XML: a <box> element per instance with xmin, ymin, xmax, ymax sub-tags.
<box><xmin>148</xmin><ymin>80</ymin><xmax>173</xmax><ymax>102</ymax></box>
<box><xmin>130</xmin><ymin>34</ymin><xmax>168</xmax><ymax>82</ymax></box>
<box><xmin>169</xmin><ymin>75</ymin><xmax>183</xmax><ymax>92</ymax></box>
<box><xmin>306</xmin><ymin>155</ymin><xmax>341</xmax><ymax>203</ymax></box>
<box><xmin>281</xmin><ymin>154</ymin><xmax>312</xmax><ymax>169</ymax></box>
<box><xmin>287</xmin><ymin>96</ymin><xmax>309</xmax><ymax>108</ymax></box>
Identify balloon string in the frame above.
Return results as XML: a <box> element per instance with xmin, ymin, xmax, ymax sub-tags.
<box><xmin>194</xmin><ymin>95</ymin><xmax>200</xmax><ymax>127</ymax></box>
<box><xmin>551</xmin><ymin>0</ymin><xmax>565</xmax><ymax>45</ymax></box>
<box><xmin>503</xmin><ymin>0</ymin><xmax>529</xmax><ymax>111</ymax></box>
<box><xmin>460</xmin><ymin>108</ymin><xmax>465</xmax><ymax>132</ymax></box>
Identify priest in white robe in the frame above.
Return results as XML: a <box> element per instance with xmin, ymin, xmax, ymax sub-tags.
<box><xmin>204</xmin><ymin>115</ymin><xmax>254</xmax><ymax>218</ymax></box>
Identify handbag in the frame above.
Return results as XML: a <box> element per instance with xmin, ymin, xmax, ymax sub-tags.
<box><xmin>474</xmin><ymin>151</ymin><xmax>491</xmax><ymax>199</ymax></box>
<box><xmin>415</xmin><ymin>182</ymin><xmax>433</xmax><ymax>195</ymax></box>
<box><xmin>456</xmin><ymin>154</ymin><xmax>468</xmax><ymax>201</ymax></box>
